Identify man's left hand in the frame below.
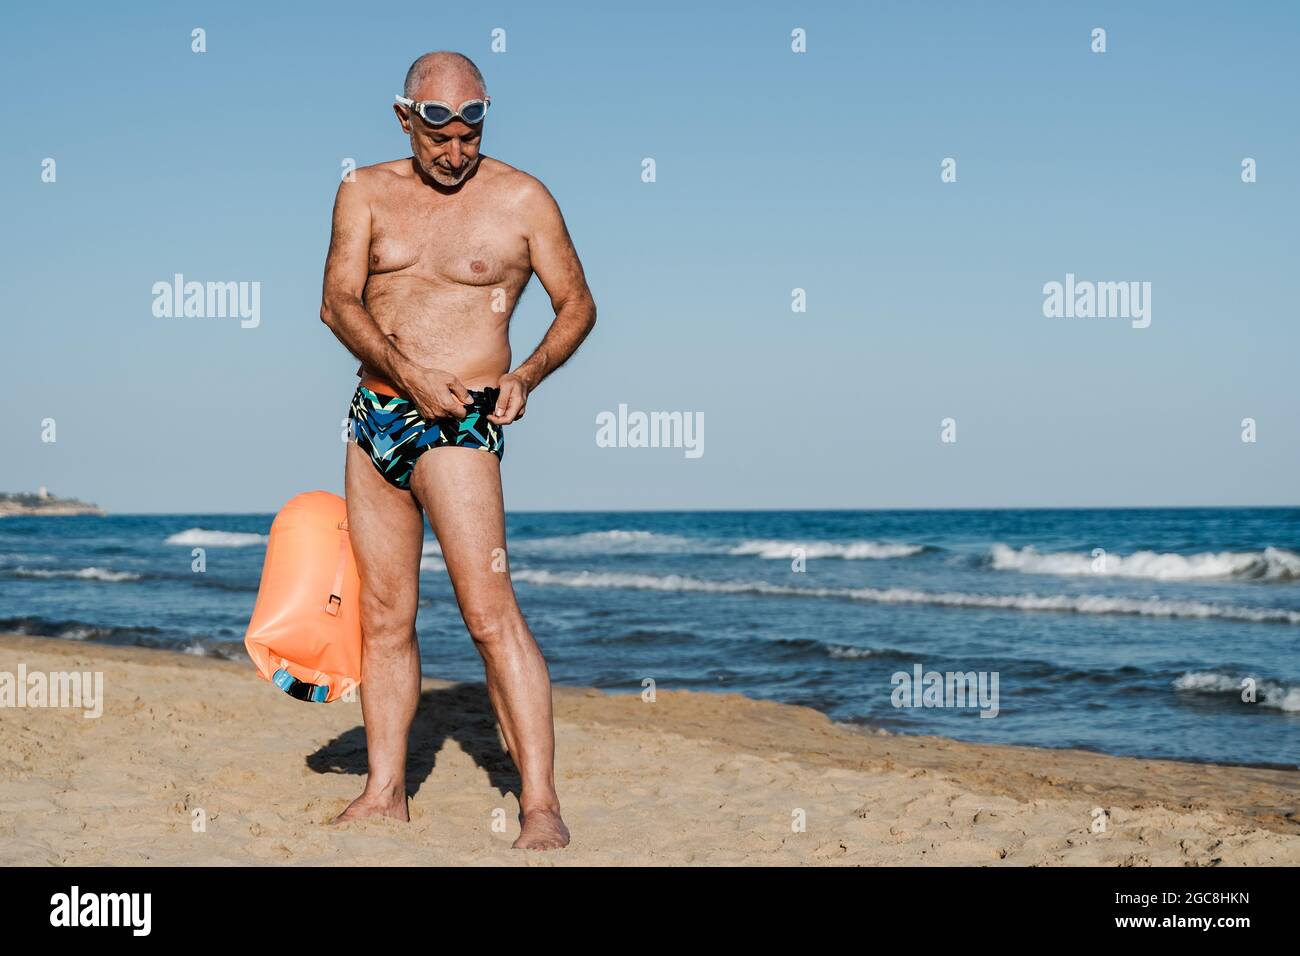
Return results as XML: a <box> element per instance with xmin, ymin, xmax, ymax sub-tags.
<box><xmin>489</xmin><ymin>373</ymin><xmax>529</xmax><ymax>425</ymax></box>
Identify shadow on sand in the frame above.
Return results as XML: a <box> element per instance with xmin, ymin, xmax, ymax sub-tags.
<box><xmin>305</xmin><ymin>683</ymin><xmax>519</xmax><ymax>801</ymax></box>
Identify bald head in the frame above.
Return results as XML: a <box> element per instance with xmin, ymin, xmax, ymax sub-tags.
<box><xmin>403</xmin><ymin>51</ymin><xmax>486</xmax><ymax>99</ymax></box>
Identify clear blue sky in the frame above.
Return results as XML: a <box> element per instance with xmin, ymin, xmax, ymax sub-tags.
<box><xmin>2</xmin><ymin>1</ymin><xmax>1296</xmax><ymax>512</ymax></box>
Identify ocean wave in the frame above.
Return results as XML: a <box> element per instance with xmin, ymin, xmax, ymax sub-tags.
<box><xmin>180</xmin><ymin>641</ymin><xmax>246</xmax><ymax>661</ymax></box>
<box><xmin>990</xmin><ymin>544</ymin><xmax>1300</xmax><ymax>581</ymax></box>
<box><xmin>762</xmin><ymin>637</ymin><xmax>910</xmax><ymax>661</ymax></box>
<box><xmin>510</xmin><ymin>569</ymin><xmax>1300</xmax><ymax>625</ymax></box>
<box><xmin>512</xmin><ymin>529</ymin><xmax>700</xmax><ymax>556</ymax></box>
<box><xmin>1173</xmin><ymin>672</ymin><xmax>1300</xmax><ymax>712</ymax></box>
<box><xmin>12</xmin><ymin>566</ymin><xmax>141</xmax><ymax>582</ymax></box>
<box><xmin>480</xmin><ymin>530</ymin><xmax>929</xmax><ymax>560</ymax></box>
<box><xmin>165</xmin><ymin>528</ymin><xmax>268</xmax><ymax>547</ymax></box>
<box><xmin>826</xmin><ymin>645</ymin><xmax>882</xmax><ymax>659</ymax></box>
<box><xmin>729</xmin><ymin>539</ymin><xmax>927</xmax><ymax>560</ymax></box>
<box><xmin>0</xmin><ymin>616</ymin><xmax>164</xmax><ymax>643</ymax></box>
<box><xmin>0</xmin><ymin>615</ymin><xmax>245</xmax><ymax>659</ymax></box>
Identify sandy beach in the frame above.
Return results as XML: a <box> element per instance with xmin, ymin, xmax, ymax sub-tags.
<box><xmin>1</xmin><ymin>632</ymin><xmax>1296</xmax><ymax>866</ymax></box>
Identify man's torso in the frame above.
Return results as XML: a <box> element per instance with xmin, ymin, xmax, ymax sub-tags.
<box><xmin>359</xmin><ymin>156</ymin><xmax>533</xmax><ymax>391</ymax></box>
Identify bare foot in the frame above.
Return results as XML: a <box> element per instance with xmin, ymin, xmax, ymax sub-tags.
<box><xmin>331</xmin><ymin>790</ymin><xmax>409</xmax><ymax>824</ymax></box>
<box><xmin>512</xmin><ymin>808</ymin><xmax>570</xmax><ymax>850</ymax></box>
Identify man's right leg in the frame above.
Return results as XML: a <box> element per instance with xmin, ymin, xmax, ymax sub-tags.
<box><xmin>333</xmin><ymin>440</ymin><xmax>425</xmax><ymax>823</ymax></box>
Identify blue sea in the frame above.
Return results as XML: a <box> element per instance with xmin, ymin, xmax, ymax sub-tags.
<box><xmin>2</xmin><ymin>507</ymin><xmax>1298</xmax><ymax>768</ymax></box>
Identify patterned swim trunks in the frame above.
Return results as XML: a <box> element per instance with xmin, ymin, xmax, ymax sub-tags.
<box><xmin>348</xmin><ymin>384</ymin><xmax>504</xmax><ymax>490</ymax></box>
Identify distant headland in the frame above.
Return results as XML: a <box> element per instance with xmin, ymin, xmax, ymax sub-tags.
<box><xmin>0</xmin><ymin>488</ymin><xmax>104</xmax><ymax>517</ymax></box>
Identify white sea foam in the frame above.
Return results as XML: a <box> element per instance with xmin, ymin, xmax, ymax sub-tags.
<box><xmin>420</xmin><ymin>531</ymin><xmax>693</xmax><ymax>558</ymax></box>
<box><xmin>509</xmin><ymin>569</ymin><xmax>1300</xmax><ymax>625</ymax></box>
<box><xmin>165</xmin><ymin>529</ymin><xmax>268</xmax><ymax>547</ymax></box>
<box><xmin>990</xmin><ymin>544</ymin><xmax>1300</xmax><ymax>581</ymax></box>
<box><xmin>1173</xmin><ymin>671</ymin><xmax>1300</xmax><ymax>712</ymax></box>
<box><xmin>495</xmin><ymin>531</ymin><xmax>926</xmax><ymax>560</ymax></box>
<box><xmin>513</xmin><ymin>530</ymin><xmax>700</xmax><ymax>556</ymax></box>
<box><xmin>421</xmin><ymin>529</ymin><xmax>692</xmax><ymax>565</ymax></box>
<box><xmin>13</xmin><ymin>566</ymin><xmax>141</xmax><ymax>582</ymax></box>
<box><xmin>729</xmin><ymin>539</ymin><xmax>926</xmax><ymax>560</ymax></box>
<box><xmin>419</xmin><ymin>556</ymin><xmax>446</xmax><ymax>572</ymax></box>
<box><xmin>827</xmin><ymin>645</ymin><xmax>878</xmax><ymax>659</ymax></box>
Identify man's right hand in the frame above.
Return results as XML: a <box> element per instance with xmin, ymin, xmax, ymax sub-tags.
<box><xmin>401</xmin><ymin>367</ymin><xmax>473</xmax><ymax>421</ymax></box>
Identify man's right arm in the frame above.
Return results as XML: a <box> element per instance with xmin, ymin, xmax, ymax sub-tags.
<box><xmin>319</xmin><ymin>178</ymin><xmax>412</xmax><ymax>389</ymax></box>
<box><xmin>319</xmin><ymin>177</ymin><xmax>471</xmax><ymax>418</ymax></box>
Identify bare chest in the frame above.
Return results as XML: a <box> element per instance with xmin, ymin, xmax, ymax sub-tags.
<box><xmin>367</xmin><ymin>186</ymin><xmax>529</xmax><ymax>288</ymax></box>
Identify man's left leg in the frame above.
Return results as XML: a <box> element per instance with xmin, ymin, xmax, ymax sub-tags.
<box><xmin>409</xmin><ymin>447</ymin><xmax>570</xmax><ymax>850</ymax></box>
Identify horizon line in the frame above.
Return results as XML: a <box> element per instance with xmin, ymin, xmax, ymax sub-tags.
<box><xmin>36</xmin><ymin>502</ymin><xmax>1300</xmax><ymax>517</ymax></box>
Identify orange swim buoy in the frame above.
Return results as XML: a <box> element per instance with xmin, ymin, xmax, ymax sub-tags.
<box><xmin>244</xmin><ymin>491</ymin><xmax>361</xmax><ymax>703</ymax></box>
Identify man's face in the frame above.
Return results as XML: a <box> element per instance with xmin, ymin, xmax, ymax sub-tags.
<box><xmin>396</xmin><ymin>77</ymin><xmax>486</xmax><ymax>187</ymax></box>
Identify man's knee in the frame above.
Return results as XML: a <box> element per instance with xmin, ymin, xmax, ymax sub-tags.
<box><xmin>460</xmin><ymin>602</ymin><xmax>522</xmax><ymax>647</ymax></box>
<box><xmin>360</xmin><ymin>590</ymin><xmax>416</xmax><ymax>649</ymax></box>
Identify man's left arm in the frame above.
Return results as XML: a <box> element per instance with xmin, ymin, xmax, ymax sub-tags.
<box><xmin>489</xmin><ymin>180</ymin><xmax>596</xmax><ymax>425</ymax></box>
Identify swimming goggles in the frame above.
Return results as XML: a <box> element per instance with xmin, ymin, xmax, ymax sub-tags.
<box><xmin>395</xmin><ymin>95</ymin><xmax>490</xmax><ymax>126</ymax></box>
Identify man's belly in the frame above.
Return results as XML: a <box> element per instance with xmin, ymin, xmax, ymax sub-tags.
<box><xmin>360</xmin><ymin>281</ymin><xmax>512</xmax><ymax>394</ymax></box>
